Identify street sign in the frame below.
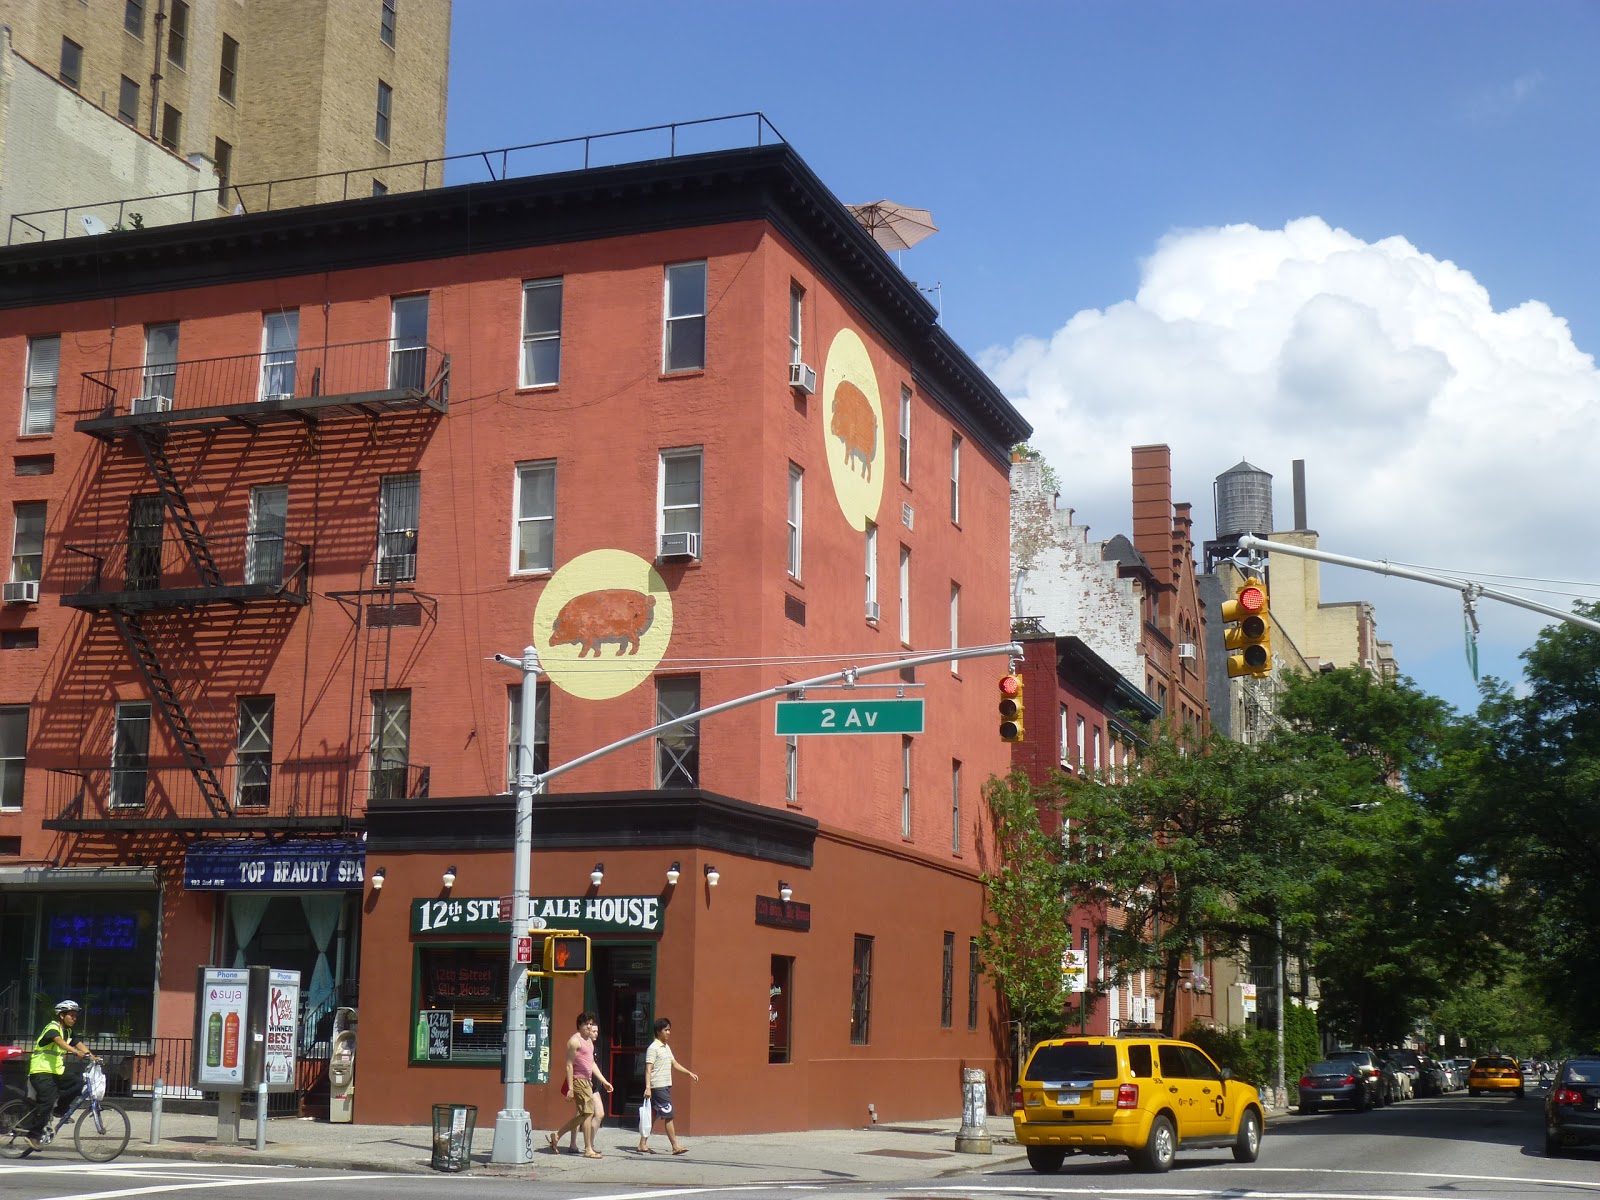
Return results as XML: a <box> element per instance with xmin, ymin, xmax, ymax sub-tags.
<box><xmin>774</xmin><ymin>698</ymin><xmax>924</xmax><ymax>735</ymax></box>
<box><xmin>515</xmin><ymin>936</ymin><xmax>533</xmax><ymax>964</ymax></box>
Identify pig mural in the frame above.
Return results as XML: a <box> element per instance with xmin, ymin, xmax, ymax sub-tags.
<box><xmin>550</xmin><ymin>589</ymin><xmax>657</xmax><ymax>657</ymax></box>
<box><xmin>830</xmin><ymin>380</ymin><xmax>878</xmax><ymax>480</ymax></box>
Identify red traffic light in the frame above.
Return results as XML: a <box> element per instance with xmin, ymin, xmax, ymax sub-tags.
<box><xmin>999</xmin><ymin>675</ymin><xmax>1021</xmax><ymax>697</ymax></box>
<box><xmin>1236</xmin><ymin>584</ymin><xmax>1265</xmax><ymax>613</ymax></box>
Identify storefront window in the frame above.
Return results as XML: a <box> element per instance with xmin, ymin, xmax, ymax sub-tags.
<box><xmin>222</xmin><ymin>892</ymin><xmax>361</xmax><ymax>1044</ymax></box>
<box><xmin>412</xmin><ymin>946</ymin><xmax>507</xmax><ymax>1063</ymax></box>
<box><xmin>769</xmin><ymin>955</ymin><xmax>792</xmax><ymax>1064</ymax></box>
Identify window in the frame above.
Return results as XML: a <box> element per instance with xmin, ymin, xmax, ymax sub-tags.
<box><xmin>118</xmin><ymin>76</ymin><xmax>140</xmax><ymax>124</ymax></box>
<box><xmin>235</xmin><ymin>696</ymin><xmax>273</xmax><ymax>808</ymax></box>
<box><xmin>788</xmin><ymin>284</ymin><xmax>803</xmax><ymax>366</ymax></box>
<box><xmin>655</xmin><ymin>676</ymin><xmax>700</xmax><ymax>789</ymax></box>
<box><xmin>125</xmin><ymin>0</ymin><xmax>144</xmax><ymax>36</ymax></box>
<box><xmin>370</xmin><ymin>689</ymin><xmax>411</xmax><ymax>800</ymax></box>
<box><xmin>659</xmin><ymin>448</ymin><xmax>702</xmax><ymax>543</ymax></box>
<box><xmin>371</xmin><ymin>180</ymin><xmax>387</xmax><ymax>197</ymax></box>
<box><xmin>784</xmin><ymin>733</ymin><xmax>797</xmax><ymax>804</ymax></box>
<box><xmin>520</xmin><ymin>278</ymin><xmax>562</xmax><ymax>387</ymax></box>
<box><xmin>6</xmin><ymin>889</ymin><xmax>160</xmax><ymax>1039</ymax></box>
<box><xmin>950</xmin><ymin>433</ymin><xmax>962</xmax><ymax>523</ymax></box>
<box><xmin>59</xmin><ymin>38</ymin><xmax>82</xmax><ymax>89</ymax></box>
<box><xmin>663</xmin><ymin>261</ymin><xmax>706</xmax><ymax>372</ymax></box>
<box><xmin>786</xmin><ymin>464</ymin><xmax>802</xmax><ymax>579</ymax></box>
<box><xmin>506</xmin><ymin>681</ymin><xmax>550</xmax><ymax>785</ymax></box>
<box><xmin>10</xmin><ymin>502</ymin><xmax>44</xmax><ymax>584</ymax></box>
<box><xmin>949</xmin><ymin>583</ymin><xmax>960</xmax><ymax>672</ymax></box>
<box><xmin>900</xmin><ymin>736</ymin><xmax>912</xmax><ymax>838</ymax></box>
<box><xmin>375</xmin><ymin>81</ymin><xmax>392</xmax><ymax>144</ymax></box>
<box><xmin>850</xmin><ymin>935</ymin><xmax>873</xmax><ymax>1045</ymax></box>
<box><xmin>769</xmin><ymin>955</ymin><xmax>793</xmax><ymax>1064</ymax></box>
<box><xmin>260</xmin><ymin>310</ymin><xmax>298</xmax><ymax>399</ymax></box>
<box><xmin>126</xmin><ymin>495</ymin><xmax>162</xmax><ymax>592</ymax></box>
<box><xmin>245</xmin><ymin>485</ymin><xmax>287</xmax><ymax>587</ymax></box>
<box><xmin>143</xmin><ymin>323</ymin><xmax>178</xmax><ymax>405</ymax></box>
<box><xmin>214</xmin><ymin>139</ymin><xmax>232</xmax><ymax>206</ymax></box>
<box><xmin>898</xmin><ymin>545</ymin><xmax>911</xmax><ymax>642</ymax></box>
<box><xmin>167</xmin><ymin>1</ymin><xmax>189</xmax><ymax>66</ymax></box>
<box><xmin>950</xmin><ymin>759</ymin><xmax>961</xmax><ymax>854</ymax></box>
<box><xmin>377</xmin><ymin>473</ymin><xmax>420</xmax><ymax>583</ymax></box>
<box><xmin>865</xmin><ymin>521</ymin><xmax>877</xmax><ymax>615</ymax></box>
<box><xmin>1076</xmin><ymin>716</ymin><xmax>1086</xmax><ymax>771</ymax></box>
<box><xmin>111</xmin><ymin>702</ymin><xmax>152</xmax><ymax>809</ymax></box>
<box><xmin>24</xmin><ymin>335</ymin><xmax>59</xmax><ymax>435</ymax></box>
<box><xmin>219</xmin><ymin>35</ymin><xmax>238</xmax><ymax>102</ymax></box>
<box><xmin>1059</xmin><ymin>704</ymin><xmax>1071</xmax><ymax>767</ymax></box>
<box><xmin>160</xmin><ymin>103</ymin><xmax>181</xmax><ymax>151</ymax></box>
<box><xmin>898</xmin><ymin>385</ymin><xmax>912</xmax><ymax>483</ymax></box>
<box><xmin>381</xmin><ymin>0</ymin><xmax>397</xmax><ymax>46</ymax></box>
<box><xmin>1094</xmin><ymin>726</ymin><xmax>1103</xmax><ymax>772</ymax></box>
<box><xmin>0</xmin><ymin>706</ymin><xmax>25</xmax><ymax>809</ymax></box>
<box><xmin>941</xmin><ymin>931</ymin><xmax>955</xmax><ymax>1028</ymax></box>
<box><xmin>512</xmin><ymin>461</ymin><xmax>555</xmax><ymax>573</ymax></box>
<box><xmin>390</xmin><ymin>294</ymin><xmax>429</xmax><ymax>390</ymax></box>
<box><xmin>967</xmin><ymin>937</ymin><xmax>980</xmax><ymax>1030</ymax></box>
<box><xmin>411</xmin><ymin>946</ymin><xmax>507</xmax><ymax>1063</ymax></box>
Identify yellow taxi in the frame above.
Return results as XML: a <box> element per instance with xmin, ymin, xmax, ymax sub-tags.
<box><xmin>1012</xmin><ymin>1035</ymin><xmax>1264</xmax><ymax>1173</ymax></box>
<box><xmin>1467</xmin><ymin>1055</ymin><xmax>1525</xmax><ymax>1098</ymax></box>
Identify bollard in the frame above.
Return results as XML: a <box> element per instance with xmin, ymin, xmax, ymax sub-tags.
<box><xmin>955</xmin><ymin>1066</ymin><xmax>993</xmax><ymax>1154</ymax></box>
<box><xmin>255</xmin><ymin>1081</ymin><xmax>268</xmax><ymax>1151</ymax></box>
<box><xmin>148</xmin><ymin>1079</ymin><xmax>163</xmax><ymax>1144</ymax></box>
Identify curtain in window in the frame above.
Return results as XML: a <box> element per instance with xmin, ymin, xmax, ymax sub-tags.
<box><xmin>300</xmin><ymin>895</ymin><xmax>340</xmax><ymax>1043</ymax></box>
<box><xmin>228</xmin><ymin>894</ymin><xmax>270</xmax><ymax>968</ymax></box>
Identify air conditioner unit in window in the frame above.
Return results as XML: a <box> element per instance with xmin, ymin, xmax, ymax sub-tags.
<box><xmin>130</xmin><ymin>394</ymin><xmax>172</xmax><ymax>414</ymax></box>
<box><xmin>1177</xmin><ymin>642</ymin><xmax>1197</xmax><ymax>660</ymax></box>
<box><xmin>658</xmin><ymin>531</ymin><xmax>701</xmax><ymax>561</ymax></box>
<box><xmin>788</xmin><ymin>361</ymin><xmax>817</xmax><ymax>395</ymax></box>
<box><xmin>2</xmin><ymin>579</ymin><xmax>39</xmax><ymax>604</ymax></box>
<box><xmin>865</xmin><ymin>600</ymin><xmax>881</xmax><ymax>622</ymax></box>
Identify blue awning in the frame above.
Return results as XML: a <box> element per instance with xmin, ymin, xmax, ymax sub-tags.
<box><xmin>183</xmin><ymin>838</ymin><xmax>365</xmax><ymax>891</ymax></box>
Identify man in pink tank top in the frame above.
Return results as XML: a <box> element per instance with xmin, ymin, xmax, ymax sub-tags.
<box><xmin>547</xmin><ymin>1012</ymin><xmax>612</xmax><ymax>1158</ymax></box>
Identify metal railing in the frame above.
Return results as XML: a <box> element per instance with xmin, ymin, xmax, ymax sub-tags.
<box><xmin>78</xmin><ymin>338</ymin><xmax>447</xmax><ymax>422</ymax></box>
<box><xmin>10</xmin><ymin>113</ymin><xmax>787</xmax><ymax>245</ymax></box>
<box><xmin>45</xmin><ymin>758</ymin><xmax>360</xmax><ymax>824</ymax></box>
<box><xmin>57</xmin><ymin>535</ymin><xmax>310</xmax><ymax>604</ymax></box>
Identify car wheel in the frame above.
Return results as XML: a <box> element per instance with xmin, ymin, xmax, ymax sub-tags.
<box><xmin>1546</xmin><ymin>1130</ymin><xmax>1562</xmax><ymax>1157</ymax></box>
<box><xmin>1025</xmin><ymin>1146</ymin><xmax>1066</xmax><ymax>1174</ymax></box>
<box><xmin>1135</xmin><ymin>1114</ymin><xmax>1177</xmax><ymax>1173</ymax></box>
<box><xmin>1232</xmin><ymin>1109</ymin><xmax>1261</xmax><ymax>1163</ymax></box>
<box><xmin>1299</xmin><ymin>1102</ymin><xmax>1317</xmax><ymax>1116</ymax></box>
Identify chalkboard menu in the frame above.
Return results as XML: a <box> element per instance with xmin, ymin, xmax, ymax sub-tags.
<box><xmin>417</xmin><ymin>1009</ymin><xmax>452</xmax><ymax>1061</ymax></box>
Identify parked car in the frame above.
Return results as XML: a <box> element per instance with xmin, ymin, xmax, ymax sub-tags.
<box><xmin>1012</xmin><ymin>1035</ymin><xmax>1264</xmax><ymax>1173</ymax></box>
<box><xmin>1300</xmin><ymin>1060</ymin><xmax>1375</xmax><ymax>1113</ymax></box>
<box><xmin>1545</xmin><ymin>1057</ymin><xmax>1600</xmax><ymax>1155</ymax></box>
<box><xmin>1325</xmin><ymin>1049</ymin><xmax>1389</xmax><ymax>1107</ymax></box>
<box><xmin>1378</xmin><ymin>1056</ymin><xmax>1412</xmax><ymax>1102</ymax></box>
<box><xmin>1468</xmin><ymin>1055</ymin><xmax>1525</xmax><ymax>1098</ymax></box>
<box><xmin>1418</xmin><ymin>1057</ymin><xmax>1452</xmax><ymax>1096</ymax></box>
<box><xmin>1385</xmin><ymin>1049</ymin><xmax>1426</xmax><ymax>1096</ymax></box>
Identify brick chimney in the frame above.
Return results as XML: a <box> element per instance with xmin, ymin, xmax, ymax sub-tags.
<box><xmin>1131</xmin><ymin>444</ymin><xmax>1175</xmax><ymax>593</ymax></box>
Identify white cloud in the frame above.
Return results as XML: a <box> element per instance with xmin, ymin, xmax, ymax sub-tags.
<box><xmin>982</xmin><ymin>216</ymin><xmax>1600</xmax><ymax>705</ymax></box>
<box><xmin>1465</xmin><ymin>70</ymin><xmax>1547</xmax><ymax>123</ymax></box>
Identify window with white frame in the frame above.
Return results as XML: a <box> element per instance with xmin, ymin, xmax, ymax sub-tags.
<box><xmin>377</xmin><ymin>473</ymin><xmax>420</xmax><ymax>583</ymax></box>
<box><xmin>390</xmin><ymin>294</ymin><xmax>429</xmax><ymax>390</ymax></box>
<box><xmin>950</xmin><ymin>433</ymin><xmax>961</xmax><ymax>523</ymax></box>
<box><xmin>789</xmin><ymin>284</ymin><xmax>803</xmax><ymax>366</ymax></box>
<box><xmin>659</xmin><ymin>448</ymin><xmax>702</xmax><ymax>547</ymax></box>
<box><xmin>10</xmin><ymin>502</ymin><xmax>44</xmax><ymax>584</ymax></box>
<box><xmin>898</xmin><ymin>545</ymin><xmax>911</xmax><ymax>643</ymax></box>
<box><xmin>949</xmin><ymin>583</ymin><xmax>960</xmax><ymax>673</ymax></box>
<box><xmin>24</xmin><ymin>335</ymin><xmax>59</xmax><ymax>435</ymax></box>
<box><xmin>900</xmin><ymin>736</ymin><xmax>913</xmax><ymax>838</ymax></box>
<box><xmin>513</xmin><ymin>461</ymin><xmax>556</xmax><ymax>573</ymax></box>
<box><xmin>950</xmin><ymin>759</ymin><xmax>961</xmax><ymax>854</ymax></box>
<box><xmin>1059</xmin><ymin>704</ymin><xmax>1071</xmax><ymax>767</ymax></box>
<box><xmin>865</xmin><ymin>521</ymin><xmax>878</xmax><ymax>617</ymax></box>
<box><xmin>520</xmin><ymin>278</ymin><xmax>562</xmax><ymax>387</ymax></box>
<box><xmin>1076</xmin><ymin>715</ymin><xmax>1086</xmax><ymax>772</ymax></box>
<box><xmin>111</xmin><ymin>701</ymin><xmax>152</xmax><ymax>809</ymax></box>
<box><xmin>235</xmin><ymin>695</ymin><xmax>273</xmax><ymax>808</ymax></box>
<box><xmin>375</xmin><ymin>80</ymin><xmax>392</xmax><ymax>144</ymax></box>
<box><xmin>0</xmin><ymin>705</ymin><xmax>26</xmax><ymax>810</ymax></box>
<box><xmin>260</xmin><ymin>311</ymin><xmax>298</xmax><ymax>399</ymax></box>
<box><xmin>784</xmin><ymin>732</ymin><xmax>797</xmax><ymax>804</ymax></box>
<box><xmin>143</xmin><ymin>323</ymin><xmax>178</xmax><ymax>405</ymax></box>
<box><xmin>380</xmin><ymin>0</ymin><xmax>397</xmax><ymax>46</ymax></box>
<box><xmin>370</xmin><ymin>689</ymin><xmax>411</xmax><ymax>800</ymax></box>
<box><xmin>898</xmin><ymin>385</ymin><xmax>912</xmax><ymax>483</ymax></box>
<box><xmin>245</xmin><ymin>485</ymin><xmax>287</xmax><ymax>587</ymax></box>
<box><xmin>506</xmin><ymin>681</ymin><xmax>550</xmax><ymax>785</ymax></box>
<box><xmin>655</xmin><ymin>676</ymin><xmax>700</xmax><ymax>788</ymax></box>
<box><xmin>1093</xmin><ymin>725</ymin><xmax>1103</xmax><ymax>772</ymax></box>
<box><xmin>663</xmin><ymin>261</ymin><xmax>706</xmax><ymax>372</ymax></box>
<box><xmin>786</xmin><ymin>464</ymin><xmax>802</xmax><ymax>579</ymax></box>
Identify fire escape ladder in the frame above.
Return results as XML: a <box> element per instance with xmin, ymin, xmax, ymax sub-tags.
<box><xmin>135</xmin><ymin>430</ymin><xmax>223</xmax><ymax>587</ymax></box>
<box><xmin>109</xmin><ymin>609</ymin><xmax>230</xmax><ymax>817</ymax></box>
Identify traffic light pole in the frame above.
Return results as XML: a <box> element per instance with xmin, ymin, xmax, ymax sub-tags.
<box><xmin>488</xmin><ymin>639</ymin><xmax>1022</xmax><ymax>1164</ymax></box>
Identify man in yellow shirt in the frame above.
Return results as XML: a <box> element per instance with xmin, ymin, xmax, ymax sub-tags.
<box><xmin>25</xmin><ymin>1000</ymin><xmax>97</xmax><ymax>1149</ymax></box>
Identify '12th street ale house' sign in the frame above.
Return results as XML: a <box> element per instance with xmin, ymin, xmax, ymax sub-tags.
<box><xmin>412</xmin><ymin>896</ymin><xmax>664</xmax><ymax>935</ymax></box>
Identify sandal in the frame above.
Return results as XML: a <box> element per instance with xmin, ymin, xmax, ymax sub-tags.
<box><xmin>582</xmin><ymin>1150</ymin><xmax>604</xmax><ymax>1159</ymax></box>
<box><xmin>672</xmin><ymin>1146</ymin><xmax>689</xmax><ymax>1155</ymax></box>
<box><xmin>637</xmin><ymin>1143</ymin><xmax>654</xmax><ymax>1153</ymax></box>
<box><xmin>546</xmin><ymin>1133</ymin><xmax>559</xmax><ymax>1153</ymax></box>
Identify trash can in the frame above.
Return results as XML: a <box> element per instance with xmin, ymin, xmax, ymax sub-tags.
<box><xmin>430</xmin><ymin>1103</ymin><xmax>477</xmax><ymax>1172</ymax></box>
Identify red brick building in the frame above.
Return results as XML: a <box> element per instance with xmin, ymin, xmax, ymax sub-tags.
<box><xmin>0</xmin><ymin>124</ymin><xmax>1030</xmax><ymax>1132</ymax></box>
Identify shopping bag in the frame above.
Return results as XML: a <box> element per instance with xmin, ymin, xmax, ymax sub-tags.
<box><xmin>85</xmin><ymin>1061</ymin><xmax>106</xmax><ymax>1101</ymax></box>
<box><xmin>638</xmin><ymin>1098</ymin><xmax>652</xmax><ymax>1138</ymax></box>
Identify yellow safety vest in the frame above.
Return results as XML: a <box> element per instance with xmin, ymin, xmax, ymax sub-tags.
<box><xmin>28</xmin><ymin>1020</ymin><xmax>66</xmax><ymax>1075</ymax></box>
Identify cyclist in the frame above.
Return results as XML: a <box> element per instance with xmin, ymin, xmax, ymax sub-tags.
<box><xmin>24</xmin><ymin>1000</ymin><xmax>98</xmax><ymax>1149</ymax></box>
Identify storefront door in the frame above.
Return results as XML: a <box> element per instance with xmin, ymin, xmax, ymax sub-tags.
<box><xmin>594</xmin><ymin>944</ymin><xmax>654</xmax><ymax>1125</ymax></box>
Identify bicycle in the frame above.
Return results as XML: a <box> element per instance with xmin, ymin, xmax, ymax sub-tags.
<box><xmin>0</xmin><ymin>1061</ymin><xmax>130</xmax><ymax>1162</ymax></box>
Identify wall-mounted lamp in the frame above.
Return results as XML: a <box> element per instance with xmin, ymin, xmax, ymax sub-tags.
<box><xmin>590</xmin><ymin>862</ymin><xmax>605</xmax><ymax>888</ymax></box>
<box><xmin>666</xmin><ymin>861</ymin><xmax>681</xmax><ymax>886</ymax></box>
<box><xmin>371</xmin><ymin>867</ymin><xmax>386</xmax><ymax>891</ymax></box>
<box><xmin>704</xmin><ymin>863</ymin><xmax>720</xmax><ymax>887</ymax></box>
<box><xmin>442</xmin><ymin>865</ymin><xmax>457</xmax><ymax>891</ymax></box>
<box><xmin>778</xmin><ymin>880</ymin><xmax>793</xmax><ymax>903</ymax></box>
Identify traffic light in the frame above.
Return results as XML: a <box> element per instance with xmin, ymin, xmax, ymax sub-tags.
<box><xmin>1221</xmin><ymin>581</ymin><xmax>1272</xmax><ymax>679</ymax></box>
<box><xmin>542</xmin><ymin>932</ymin><xmax>591</xmax><ymax>974</ymax></box>
<box><xmin>998</xmin><ymin>673</ymin><xmax>1025</xmax><ymax>742</ymax></box>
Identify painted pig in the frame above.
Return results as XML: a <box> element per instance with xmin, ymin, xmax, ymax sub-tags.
<box><xmin>830</xmin><ymin>381</ymin><xmax>877</xmax><ymax>480</ymax></box>
<box><xmin>551</xmin><ymin>589</ymin><xmax>656</xmax><ymax>657</ymax></box>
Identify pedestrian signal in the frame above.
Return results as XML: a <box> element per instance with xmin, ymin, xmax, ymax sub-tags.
<box><xmin>1221</xmin><ymin>582</ymin><xmax>1272</xmax><ymax>679</ymax></box>
<box><xmin>542</xmin><ymin>932</ymin><xmax>591</xmax><ymax>974</ymax></box>
<box><xmin>998</xmin><ymin>673</ymin><xmax>1025</xmax><ymax>742</ymax></box>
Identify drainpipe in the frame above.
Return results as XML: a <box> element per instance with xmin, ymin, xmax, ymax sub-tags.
<box><xmin>147</xmin><ymin>1</ymin><xmax>167</xmax><ymax>141</ymax></box>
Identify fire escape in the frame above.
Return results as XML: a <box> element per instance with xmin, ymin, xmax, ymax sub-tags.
<box><xmin>49</xmin><ymin>337</ymin><xmax>448</xmax><ymax>832</ymax></box>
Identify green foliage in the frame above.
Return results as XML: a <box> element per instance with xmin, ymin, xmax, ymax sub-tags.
<box><xmin>1011</xmin><ymin>443</ymin><xmax>1061</xmax><ymax>495</ymax></box>
<box><xmin>1282</xmin><ymin>1001</ymin><xmax>1321</xmax><ymax>1103</ymax></box>
<box><xmin>1184</xmin><ymin>1023</ymin><xmax>1266</xmax><ymax>1086</ymax></box>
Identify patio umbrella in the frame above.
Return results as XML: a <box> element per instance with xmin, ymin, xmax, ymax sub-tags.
<box><xmin>847</xmin><ymin>200</ymin><xmax>938</xmax><ymax>253</ymax></box>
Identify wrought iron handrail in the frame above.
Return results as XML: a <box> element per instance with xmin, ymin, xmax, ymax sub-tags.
<box><xmin>56</xmin><ymin>535</ymin><xmax>310</xmax><ymax>602</ymax></box>
<box><xmin>44</xmin><ymin>757</ymin><xmax>363</xmax><ymax>824</ymax></box>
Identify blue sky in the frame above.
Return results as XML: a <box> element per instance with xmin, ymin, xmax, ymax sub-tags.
<box><xmin>446</xmin><ymin>1</ymin><xmax>1600</xmax><ymax>714</ymax></box>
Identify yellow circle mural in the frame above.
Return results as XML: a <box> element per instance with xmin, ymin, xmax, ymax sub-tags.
<box><xmin>533</xmin><ymin>549</ymin><xmax>674</xmax><ymax>699</ymax></box>
<box><xmin>821</xmin><ymin>328</ymin><xmax>885</xmax><ymax>531</ymax></box>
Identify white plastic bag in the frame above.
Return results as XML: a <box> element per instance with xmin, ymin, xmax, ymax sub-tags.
<box><xmin>85</xmin><ymin>1061</ymin><xmax>106</xmax><ymax>1102</ymax></box>
<box><xmin>638</xmin><ymin>1097</ymin><xmax>652</xmax><ymax>1138</ymax></box>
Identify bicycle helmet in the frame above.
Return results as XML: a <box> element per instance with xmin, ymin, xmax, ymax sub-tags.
<box><xmin>54</xmin><ymin>1000</ymin><xmax>81</xmax><ymax>1014</ymax></box>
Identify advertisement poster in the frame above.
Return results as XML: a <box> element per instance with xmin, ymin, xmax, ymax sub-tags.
<box><xmin>197</xmin><ymin>967</ymin><xmax>249</xmax><ymax>1088</ymax></box>
<box><xmin>1062</xmin><ymin>949</ymin><xmax>1088</xmax><ymax>993</ymax></box>
<box><xmin>1242</xmin><ymin>982</ymin><xmax>1258</xmax><ymax>1015</ymax></box>
<box><xmin>264</xmin><ymin>969</ymin><xmax>300</xmax><ymax>1089</ymax></box>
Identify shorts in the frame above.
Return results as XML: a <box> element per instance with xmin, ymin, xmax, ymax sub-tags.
<box><xmin>651</xmin><ymin>1086</ymin><xmax>673</xmax><ymax>1120</ymax></box>
<box><xmin>572</xmin><ymin>1076</ymin><xmax>599</xmax><ymax>1117</ymax></box>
